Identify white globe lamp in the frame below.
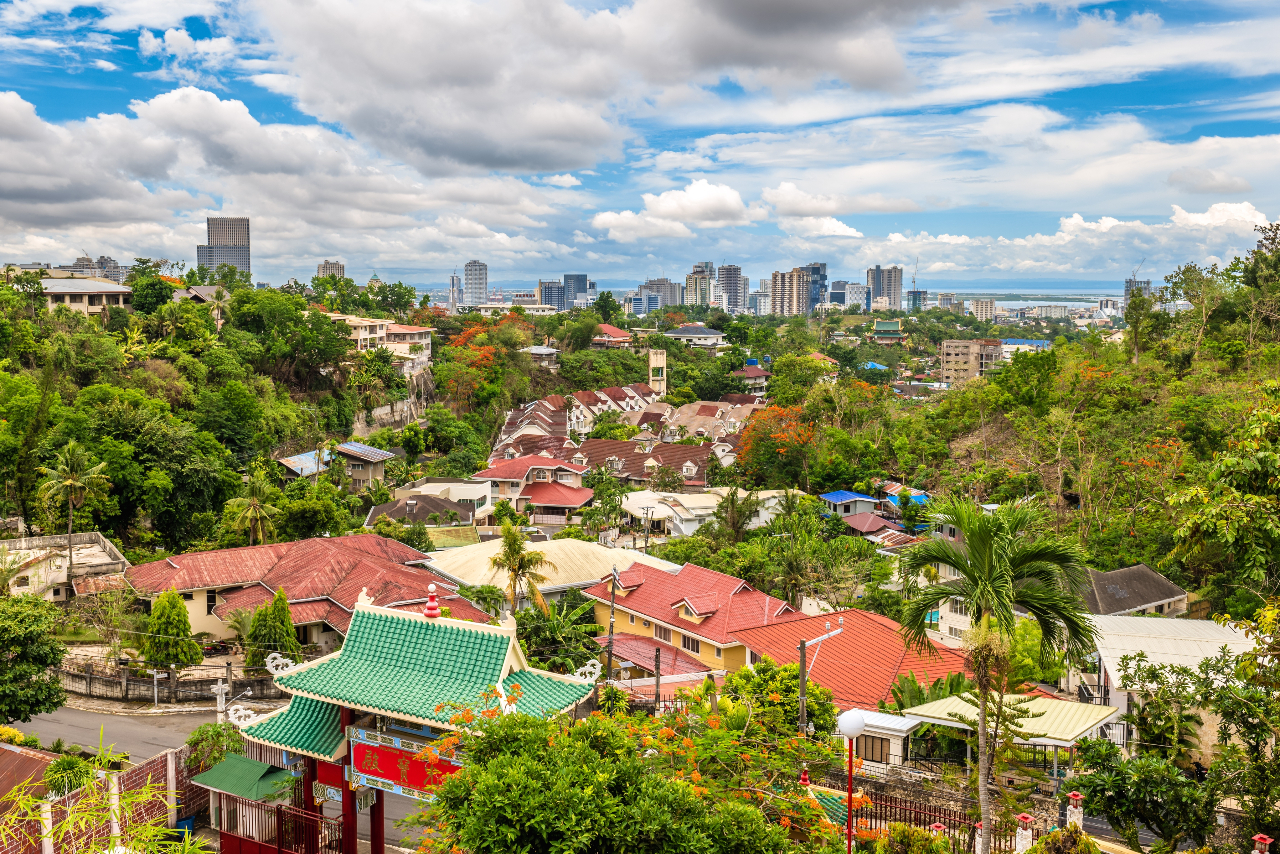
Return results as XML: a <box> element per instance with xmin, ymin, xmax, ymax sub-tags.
<box><xmin>837</xmin><ymin>709</ymin><xmax>865</xmax><ymax>740</ymax></box>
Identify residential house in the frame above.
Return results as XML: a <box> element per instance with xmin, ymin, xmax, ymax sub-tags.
<box><xmin>582</xmin><ymin>561</ymin><xmax>804</xmax><ymax>673</ymax></box>
<box><xmin>491</xmin><ymin>398</ymin><xmax>572</xmax><ymax>457</ymax></box>
<box><xmin>44</xmin><ymin>280</ymin><xmax>132</xmax><ymax>316</ymax></box>
<box><xmin>622</xmin><ymin>487</ymin><xmax>797</xmax><ymax>539</ymax></box>
<box><xmin>423</xmin><ymin>539</ymin><xmax>679</xmax><ymax>611</ymax></box>
<box><xmin>324</xmin><ymin>312</ymin><xmax>389</xmax><ymax>350</ymax></box>
<box><xmin>472</xmin><ymin>455</ymin><xmax>589</xmax><ymax>514</ymax></box>
<box><xmin>840</xmin><ymin>513</ymin><xmax>903</xmax><ymax>538</ymax></box>
<box><xmin>6</xmin><ymin>532</ymin><xmax>129</xmax><ymax>602</ymax></box>
<box><xmin>334</xmin><ymin>442</ymin><xmax>397</xmax><ymax>491</ymax></box>
<box><xmin>665</xmin><ymin>324</ymin><xmax>728</xmax><ymax>352</ymax></box>
<box><xmin>662</xmin><ymin>400</ymin><xmax>761</xmax><ymax>442</ymax></box>
<box><xmin>819</xmin><ymin>490</ymin><xmax>878</xmax><ymax>517</ymax></box>
<box><xmin>731</xmin><ymin>362</ymin><xmax>771</xmax><ymax>394</ymax></box>
<box><xmin>940</xmin><ymin>339</ymin><xmax>1003</xmax><ymax>385</ymax></box>
<box><xmin>392</xmin><ymin>477</ymin><xmax>493</xmax><ymax>523</ymax></box>
<box><xmin>363</xmin><ymin>494</ymin><xmax>474</xmax><ymax>528</ymax></box>
<box><xmin>708</xmin><ymin>433</ymin><xmax>742</xmax><ymax>467</ymax></box>
<box><xmin>126</xmin><ymin>535</ymin><xmax>492</xmax><ymax>651</ymax></box>
<box><xmin>1081</xmin><ymin>564</ymin><xmax>1188</xmax><ymax>617</ymax></box>
<box><xmin>520</xmin><ymin>345</ymin><xmax>561</xmax><ymax>371</ymax></box>
<box><xmin>1070</xmin><ymin>615</ymin><xmax>1254</xmax><ymax>747</ymax></box>
<box><xmin>570</xmin><ymin>437</ymin><xmax>714</xmax><ymax>488</ymax></box>
<box><xmin>591</xmin><ymin>324</ymin><xmax>633</xmax><ymax>349</ymax></box>
<box><xmin>871</xmin><ymin>320</ymin><xmax>905</xmax><ymax>345</ymax></box>
<box><xmin>384</xmin><ymin>324</ymin><xmax>433</xmax><ymax>372</ymax></box>
<box><xmin>873</xmin><ymin>479</ymin><xmax>930</xmax><ymax>516</ymax></box>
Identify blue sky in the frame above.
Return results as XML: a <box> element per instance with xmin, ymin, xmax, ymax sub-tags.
<box><xmin>0</xmin><ymin>0</ymin><xmax>1276</xmax><ymax>290</ymax></box>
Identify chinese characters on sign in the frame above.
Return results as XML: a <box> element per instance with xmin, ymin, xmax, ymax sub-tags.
<box><xmin>350</xmin><ymin>741</ymin><xmax>459</xmax><ymax>791</ymax></box>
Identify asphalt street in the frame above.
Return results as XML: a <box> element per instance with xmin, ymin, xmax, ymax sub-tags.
<box><xmin>21</xmin><ymin>706</ymin><xmax>417</xmax><ymax>845</ymax></box>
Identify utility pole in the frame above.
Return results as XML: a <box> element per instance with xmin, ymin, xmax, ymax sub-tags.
<box><xmin>604</xmin><ymin>565</ymin><xmax>618</xmax><ymax>687</ymax></box>
<box><xmin>653</xmin><ymin>649</ymin><xmax>662</xmax><ymax>713</ymax></box>
<box><xmin>798</xmin><ymin>639</ymin><xmax>807</xmax><ymax>735</ymax></box>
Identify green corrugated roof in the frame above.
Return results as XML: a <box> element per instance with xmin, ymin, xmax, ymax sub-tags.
<box><xmin>191</xmin><ymin>754</ymin><xmax>294</xmax><ymax>801</ymax></box>
<box><xmin>903</xmin><ymin>694</ymin><xmax>1120</xmax><ymax>746</ymax></box>
<box><xmin>503</xmin><ymin>669</ymin><xmax>593</xmax><ymax>717</ymax></box>
<box><xmin>243</xmin><ymin>695</ymin><xmax>345</xmax><ymax>761</ymax></box>
<box><xmin>427</xmin><ymin>526</ymin><xmax>481</xmax><ymax>549</ymax></box>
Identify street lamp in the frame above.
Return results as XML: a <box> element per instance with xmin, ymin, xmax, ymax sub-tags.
<box><xmin>837</xmin><ymin>709</ymin><xmax>866</xmax><ymax>854</ymax></box>
<box><xmin>641</xmin><ymin>506</ymin><xmax>655</xmax><ymax>553</ymax></box>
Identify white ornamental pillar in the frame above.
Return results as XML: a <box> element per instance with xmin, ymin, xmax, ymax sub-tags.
<box><xmin>1066</xmin><ymin>791</ymin><xmax>1084</xmax><ymax>830</ymax></box>
<box><xmin>39</xmin><ymin>799</ymin><xmax>53</xmax><ymax>854</ymax></box>
<box><xmin>107</xmin><ymin>769</ymin><xmax>121</xmax><ymax>843</ymax></box>
<box><xmin>166</xmin><ymin>749</ymin><xmax>178</xmax><ymax>829</ymax></box>
<box><xmin>1015</xmin><ymin>813</ymin><xmax>1034</xmax><ymax>853</ymax></box>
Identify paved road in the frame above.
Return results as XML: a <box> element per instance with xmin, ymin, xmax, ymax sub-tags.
<box><xmin>24</xmin><ymin>706</ymin><xmax>215</xmax><ymax>757</ymax></box>
<box><xmin>24</xmin><ymin>706</ymin><xmax>418</xmax><ymax>846</ymax></box>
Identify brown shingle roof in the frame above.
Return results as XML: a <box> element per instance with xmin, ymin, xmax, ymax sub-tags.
<box><xmin>571</xmin><ymin>439</ymin><xmax>712</xmax><ymax>482</ymax></box>
<box><xmin>1083</xmin><ymin>564</ymin><xmax>1185</xmax><ymax>615</ymax></box>
<box><xmin>366</xmin><ymin>495</ymin><xmax>473</xmax><ymax>526</ymax></box>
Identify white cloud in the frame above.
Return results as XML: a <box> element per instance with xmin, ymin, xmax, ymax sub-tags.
<box><xmin>762</xmin><ymin>181</ymin><xmax>919</xmax><ymax>215</ymax></box>
<box><xmin>590</xmin><ymin>211</ymin><xmax>694</xmax><ymax>243</ymax></box>
<box><xmin>92</xmin><ymin>58</ymin><xmax>119</xmax><ymax>70</ymax></box>
<box><xmin>541</xmin><ymin>174</ymin><xmax>581</xmax><ymax>187</ymax></box>
<box><xmin>572</xmin><ymin>230</ymin><xmax>597</xmax><ymax>243</ymax></box>
<box><xmin>1167</xmin><ymin>168</ymin><xmax>1252</xmax><ymax>195</ymax></box>
<box><xmin>777</xmin><ymin>216</ymin><xmax>864</xmax><ymax>237</ymax></box>
<box><xmin>640</xmin><ymin>179</ymin><xmax>764</xmax><ymax>227</ymax></box>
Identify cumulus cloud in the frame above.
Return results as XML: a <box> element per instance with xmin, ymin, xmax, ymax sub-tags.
<box><xmin>640</xmin><ymin>179</ymin><xmax>763</xmax><ymax>227</ymax></box>
<box><xmin>762</xmin><ymin>182</ymin><xmax>919</xmax><ymax>215</ymax></box>
<box><xmin>590</xmin><ymin>210</ymin><xmax>694</xmax><ymax>243</ymax></box>
<box><xmin>92</xmin><ymin>58</ymin><xmax>119</xmax><ymax>70</ymax></box>
<box><xmin>540</xmin><ymin>174</ymin><xmax>581</xmax><ymax>187</ymax></box>
<box><xmin>777</xmin><ymin>216</ymin><xmax>864</xmax><ymax>237</ymax></box>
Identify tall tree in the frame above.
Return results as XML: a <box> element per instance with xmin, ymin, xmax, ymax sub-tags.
<box><xmin>36</xmin><ymin>439</ymin><xmax>111</xmax><ymax>571</ymax></box>
<box><xmin>143</xmin><ymin>588</ymin><xmax>203</xmax><ymax>671</ymax></box>
<box><xmin>0</xmin><ymin>595</ymin><xmax>67</xmax><ymax>723</ymax></box>
<box><xmin>711</xmin><ymin>487</ymin><xmax>763</xmax><ymax>544</ymax></box>
<box><xmin>489</xmin><ymin>522</ymin><xmax>555</xmax><ymax>614</ymax></box>
<box><xmin>245</xmin><ymin>588</ymin><xmax>302</xmax><ymax>670</ymax></box>
<box><xmin>898</xmin><ymin>499</ymin><xmax>1095</xmax><ymax>854</ymax></box>
<box><xmin>224</xmin><ymin>474</ymin><xmax>281</xmax><ymax>546</ymax></box>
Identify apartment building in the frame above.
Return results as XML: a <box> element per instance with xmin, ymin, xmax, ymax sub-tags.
<box><xmin>717</xmin><ymin>265</ymin><xmax>745</xmax><ymax>313</ymax></box>
<box><xmin>770</xmin><ymin>268</ymin><xmax>810</xmax><ymax>317</ymax></box>
<box><xmin>906</xmin><ymin>289</ymin><xmax>927</xmax><ymax>312</ymax></box>
<box><xmin>684</xmin><ymin>271</ymin><xmax>712</xmax><ymax>306</ymax></box>
<box><xmin>867</xmin><ymin>265</ymin><xmax>902</xmax><ymax>310</ymax></box>
<box><xmin>970</xmin><ymin>299</ymin><xmax>995</xmax><ymax>322</ymax></box>
<box><xmin>197</xmin><ymin>216</ymin><xmax>250</xmax><ymax>274</ymax></box>
<box><xmin>1037</xmin><ymin>305</ymin><xmax>1068</xmax><ymax>319</ymax></box>
<box><xmin>936</xmin><ymin>293</ymin><xmax>956</xmax><ymax>311</ymax></box>
<box><xmin>538</xmin><ymin>279</ymin><xmax>567</xmax><ymax>311</ymax></box>
<box><xmin>325</xmin><ymin>313</ymin><xmax>389</xmax><ymax>350</ymax></box>
<box><xmin>463</xmin><ymin>260</ymin><xmax>488</xmax><ymax>305</ymax></box>
<box><xmin>317</xmin><ymin>260</ymin><xmax>345</xmax><ymax>279</ymax></box>
<box><xmin>940</xmin><ymin>339</ymin><xmax>1003</xmax><ymax>385</ymax></box>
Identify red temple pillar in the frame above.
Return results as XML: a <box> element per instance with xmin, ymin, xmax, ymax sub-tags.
<box><xmin>303</xmin><ymin>757</ymin><xmax>318</xmax><ymax>813</ymax></box>
<box><xmin>371</xmin><ymin>788</ymin><xmax>385</xmax><ymax>854</ymax></box>
<box><xmin>340</xmin><ymin>707</ymin><xmax>357</xmax><ymax>854</ymax></box>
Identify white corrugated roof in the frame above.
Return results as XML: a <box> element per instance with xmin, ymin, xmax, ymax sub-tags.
<box><xmin>854</xmin><ymin>709</ymin><xmax>921</xmax><ymax>737</ymax></box>
<box><xmin>904</xmin><ymin>695</ymin><xmax>1120</xmax><ymax>747</ymax></box>
<box><xmin>1092</xmin><ymin>615</ymin><xmax>1252</xmax><ymax>686</ymax></box>
<box><xmin>423</xmin><ymin>538</ymin><xmax>681</xmax><ymax>591</ymax></box>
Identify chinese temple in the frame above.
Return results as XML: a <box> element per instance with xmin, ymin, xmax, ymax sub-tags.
<box><xmin>194</xmin><ymin>586</ymin><xmax>594</xmax><ymax>854</ymax></box>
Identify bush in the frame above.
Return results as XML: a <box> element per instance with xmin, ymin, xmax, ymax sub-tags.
<box><xmin>1026</xmin><ymin>826</ymin><xmax>1100</xmax><ymax>854</ymax></box>
<box><xmin>185</xmin><ymin>722</ymin><xmax>245</xmax><ymax>773</ymax></box>
<box><xmin>875</xmin><ymin>823</ymin><xmax>952</xmax><ymax>854</ymax></box>
<box><xmin>43</xmin><ymin>755</ymin><xmax>94</xmax><ymax>796</ymax></box>
<box><xmin>0</xmin><ymin>726</ymin><xmax>23</xmax><ymax>745</ymax></box>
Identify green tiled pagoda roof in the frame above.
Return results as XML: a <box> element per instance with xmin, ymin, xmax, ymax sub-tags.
<box><xmin>812</xmin><ymin>787</ymin><xmax>847</xmax><ymax>825</ymax></box>
<box><xmin>191</xmin><ymin>754</ymin><xmax>294</xmax><ymax>801</ymax></box>
<box><xmin>275</xmin><ymin>605</ymin><xmax>588</xmax><ymax>728</ymax></box>
<box><xmin>243</xmin><ymin>695</ymin><xmax>345</xmax><ymax>761</ymax></box>
<box><xmin>503</xmin><ymin>669</ymin><xmax>592</xmax><ymax>717</ymax></box>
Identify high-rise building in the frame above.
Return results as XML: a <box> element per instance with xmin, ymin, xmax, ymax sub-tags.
<box><xmin>937</xmin><ymin>293</ymin><xmax>956</xmax><ymax>311</ymax></box>
<box><xmin>538</xmin><ymin>279</ymin><xmax>567</xmax><ymax>312</ymax></box>
<box><xmin>463</xmin><ymin>260</ymin><xmax>487</xmax><ymax>306</ymax></box>
<box><xmin>196</xmin><ymin>217</ymin><xmax>251</xmax><ymax>274</ymax></box>
<box><xmin>770</xmin><ymin>268</ymin><xmax>810</xmax><ymax>317</ymax></box>
<box><xmin>716</xmin><ymin>265</ymin><xmax>745</xmax><ymax>314</ymax></box>
<box><xmin>828</xmin><ymin>280</ymin><xmax>847</xmax><ymax>306</ymax></box>
<box><xmin>317</xmin><ymin>260</ymin><xmax>344</xmax><ymax>279</ymax></box>
<box><xmin>941</xmin><ymin>339</ymin><xmax>1003</xmax><ymax>385</ymax></box>
<box><xmin>1037</xmin><ymin>305</ymin><xmax>1068</xmax><ymax>319</ymax></box>
<box><xmin>642</xmin><ymin>278</ymin><xmax>679</xmax><ymax>307</ymax></box>
<box><xmin>799</xmin><ymin>262</ymin><xmax>827</xmax><ymax>312</ymax></box>
<box><xmin>906</xmin><ymin>290</ymin><xmax>928</xmax><ymax>312</ymax></box>
<box><xmin>563</xmin><ymin>274</ymin><xmax>589</xmax><ymax>302</ymax></box>
<box><xmin>867</xmin><ymin>265</ymin><xmax>902</xmax><ymax>310</ymax></box>
<box><xmin>1124</xmin><ymin>277</ymin><xmax>1152</xmax><ymax>306</ymax></box>
<box><xmin>685</xmin><ymin>269</ymin><xmax>712</xmax><ymax>306</ymax></box>
<box><xmin>448</xmin><ymin>274</ymin><xmax>462</xmax><ymax>310</ymax></box>
<box><xmin>846</xmin><ymin>283</ymin><xmax>871</xmax><ymax>312</ymax></box>
<box><xmin>970</xmin><ymin>298</ymin><xmax>995</xmax><ymax>322</ymax></box>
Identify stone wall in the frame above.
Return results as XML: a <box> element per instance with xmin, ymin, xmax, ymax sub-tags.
<box><xmin>351</xmin><ymin>369</ymin><xmax>435</xmax><ymax>437</ymax></box>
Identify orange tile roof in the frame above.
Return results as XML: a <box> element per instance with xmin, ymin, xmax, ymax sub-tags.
<box><xmin>474</xmin><ymin>455</ymin><xmax>588</xmax><ymax>481</ymax></box>
<box><xmin>731</xmin><ymin>609</ymin><xmax>970</xmax><ymax>710</ymax></box>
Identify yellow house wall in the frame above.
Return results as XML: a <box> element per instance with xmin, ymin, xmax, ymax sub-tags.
<box><xmin>592</xmin><ymin>600</ymin><xmax>746</xmax><ymax>672</ymax></box>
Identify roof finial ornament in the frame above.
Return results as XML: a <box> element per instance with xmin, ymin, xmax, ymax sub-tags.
<box><xmin>425</xmin><ymin>583</ymin><xmax>441</xmax><ymax>619</ymax></box>
<box><xmin>357</xmin><ymin>587</ymin><xmax>374</xmax><ymax>606</ymax></box>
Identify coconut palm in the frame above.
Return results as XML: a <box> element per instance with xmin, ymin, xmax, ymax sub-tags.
<box><xmin>898</xmin><ymin>498</ymin><xmax>1095</xmax><ymax>854</ymax></box>
<box><xmin>489</xmin><ymin>521</ymin><xmax>555</xmax><ymax>615</ymax></box>
<box><xmin>37</xmin><ymin>440</ymin><xmax>111</xmax><ymax>571</ymax></box>
<box><xmin>446</xmin><ymin>509</ymin><xmax>461</xmax><ymax>526</ymax></box>
<box><xmin>224</xmin><ymin>474</ymin><xmax>281</xmax><ymax>546</ymax></box>
<box><xmin>427</xmin><ymin>512</ymin><xmax>442</xmax><ymax>527</ymax></box>
<box><xmin>712</xmin><ymin>487</ymin><xmax>763</xmax><ymax>544</ymax></box>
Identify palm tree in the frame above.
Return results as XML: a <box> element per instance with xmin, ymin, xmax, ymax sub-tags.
<box><xmin>768</xmin><ymin>528</ymin><xmax>822</xmax><ymax>608</ymax></box>
<box><xmin>447</xmin><ymin>509</ymin><xmax>461</xmax><ymax>526</ymax></box>
<box><xmin>427</xmin><ymin>512</ymin><xmax>442</xmax><ymax>527</ymax></box>
<box><xmin>712</xmin><ymin>487</ymin><xmax>762</xmax><ymax>544</ymax></box>
<box><xmin>514</xmin><ymin>599</ymin><xmax>604</xmax><ymax>673</ymax></box>
<box><xmin>37</xmin><ymin>440</ymin><xmax>111</xmax><ymax>572</ymax></box>
<box><xmin>209</xmin><ymin>285</ymin><xmax>229</xmax><ymax>328</ymax></box>
<box><xmin>224</xmin><ymin>475</ymin><xmax>281</xmax><ymax>546</ymax></box>
<box><xmin>898</xmin><ymin>499</ymin><xmax>1095</xmax><ymax>854</ymax></box>
<box><xmin>489</xmin><ymin>521</ymin><xmax>556</xmax><ymax>615</ymax></box>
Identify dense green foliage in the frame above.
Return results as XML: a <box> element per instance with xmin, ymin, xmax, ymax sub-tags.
<box><xmin>0</xmin><ymin>595</ymin><xmax>67</xmax><ymax>723</ymax></box>
<box><xmin>245</xmin><ymin>588</ymin><xmax>302</xmax><ymax>669</ymax></box>
<box><xmin>143</xmin><ymin>588</ymin><xmax>203</xmax><ymax>670</ymax></box>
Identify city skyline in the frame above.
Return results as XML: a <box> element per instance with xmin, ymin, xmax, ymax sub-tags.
<box><xmin>0</xmin><ymin>1</ymin><xmax>1274</xmax><ymax>287</ymax></box>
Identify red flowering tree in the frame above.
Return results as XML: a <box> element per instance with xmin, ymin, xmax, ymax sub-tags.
<box><xmin>738</xmin><ymin>405</ymin><xmax>818</xmax><ymax>490</ymax></box>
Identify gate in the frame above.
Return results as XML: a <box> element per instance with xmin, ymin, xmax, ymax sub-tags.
<box><xmin>215</xmin><ymin>794</ymin><xmax>341</xmax><ymax>854</ymax></box>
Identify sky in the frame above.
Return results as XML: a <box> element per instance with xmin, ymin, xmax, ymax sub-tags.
<box><xmin>0</xmin><ymin>0</ymin><xmax>1277</xmax><ymax>291</ymax></box>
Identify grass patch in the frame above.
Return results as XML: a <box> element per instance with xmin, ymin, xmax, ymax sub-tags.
<box><xmin>56</xmin><ymin>627</ymin><xmax>104</xmax><ymax>644</ymax></box>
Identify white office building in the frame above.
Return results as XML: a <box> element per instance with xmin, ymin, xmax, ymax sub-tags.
<box><xmin>463</xmin><ymin>260</ymin><xmax>488</xmax><ymax>306</ymax></box>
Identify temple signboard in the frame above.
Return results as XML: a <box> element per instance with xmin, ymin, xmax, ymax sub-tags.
<box><xmin>347</xmin><ymin>737</ymin><xmax>460</xmax><ymax>801</ymax></box>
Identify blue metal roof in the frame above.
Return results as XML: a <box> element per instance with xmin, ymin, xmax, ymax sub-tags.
<box><xmin>820</xmin><ymin>491</ymin><xmax>877</xmax><ymax>504</ymax></box>
<box><xmin>1001</xmin><ymin>339</ymin><xmax>1051</xmax><ymax>348</ymax></box>
<box><xmin>862</xmin><ymin>362</ymin><xmax>890</xmax><ymax>371</ymax></box>
<box><xmin>886</xmin><ymin>493</ymin><xmax>929</xmax><ymax>506</ymax></box>
<box><xmin>278</xmin><ymin>450</ymin><xmax>332</xmax><ymax>477</ymax></box>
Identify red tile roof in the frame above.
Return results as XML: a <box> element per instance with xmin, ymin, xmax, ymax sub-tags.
<box><xmin>594</xmin><ymin>634</ymin><xmax>710</xmax><ymax>676</ymax></box>
<box><xmin>732</xmin><ymin>365</ymin><xmax>771</xmax><ymax>378</ymax></box>
<box><xmin>695</xmin><ymin>404</ymin><xmax>720</xmax><ymax>417</ymax></box>
<box><xmin>519</xmin><ymin>482</ymin><xmax>594</xmax><ymax>508</ymax></box>
<box><xmin>570</xmin><ymin>439</ymin><xmax>712</xmax><ymax>483</ymax></box>
<box><xmin>583</xmin><ymin>561</ymin><xmax>802</xmax><ymax>646</ymax></box>
<box><xmin>595</xmin><ymin>324</ymin><xmax>631</xmax><ymax>340</ymax></box>
<box><xmin>842</xmin><ymin>513</ymin><xmax>903</xmax><ymax>534</ymax></box>
<box><xmin>474</xmin><ymin>455</ymin><xmax>588</xmax><ymax>481</ymax></box>
<box><xmin>719</xmin><ymin>393</ymin><xmax>757</xmax><ymax>406</ymax></box>
<box><xmin>731</xmin><ymin>609</ymin><xmax>970</xmax><ymax>711</ymax></box>
<box><xmin>128</xmin><ymin>536</ymin><xmax>493</xmax><ymax>632</ymax></box>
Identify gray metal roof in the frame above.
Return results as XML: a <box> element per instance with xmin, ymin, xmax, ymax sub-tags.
<box><xmin>1093</xmin><ymin>614</ymin><xmax>1253</xmax><ymax>684</ymax></box>
<box><xmin>43</xmin><ymin>281</ymin><xmax>131</xmax><ymax>294</ymax></box>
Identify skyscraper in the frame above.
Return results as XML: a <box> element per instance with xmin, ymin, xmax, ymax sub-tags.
<box><xmin>828</xmin><ymin>280</ymin><xmax>847</xmax><ymax>305</ymax></box>
<box><xmin>563</xmin><ymin>274</ymin><xmax>589</xmax><ymax>302</ymax></box>
<box><xmin>449</xmin><ymin>274</ymin><xmax>462</xmax><ymax>310</ymax></box>
<box><xmin>799</xmin><ymin>262</ymin><xmax>827</xmax><ymax>312</ymax></box>
<box><xmin>463</xmin><ymin>260</ymin><xmax>488</xmax><ymax>306</ymax></box>
<box><xmin>196</xmin><ymin>217</ymin><xmax>250</xmax><ymax>274</ymax></box>
<box><xmin>640</xmin><ymin>278</ymin><xmax>675</xmax><ymax>309</ymax></box>
<box><xmin>317</xmin><ymin>260</ymin><xmax>345</xmax><ymax>279</ymax></box>
<box><xmin>770</xmin><ymin>268</ymin><xmax>810</xmax><ymax>317</ymax></box>
<box><xmin>906</xmin><ymin>290</ymin><xmax>927</xmax><ymax>312</ymax></box>
<box><xmin>847</xmin><ymin>283</ymin><xmax>871</xmax><ymax>312</ymax></box>
<box><xmin>685</xmin><ymin>269</ymin><xmax>712</xmax><ymax>306</ymax></box>
<box><xmin>867</xmin><ymin>265</ymin><xmax>903</xmax><ymax>310</ymax></box>
<box><xmin>1124</xmin><ymin>277</ymin><xmax>1152</xmax><ymax>306</ymax></box>
<box><xmin>538</xmin><ymin>279</ymin><xmax>567</xmax><ymax>311</ymax></box>
<box><xmin>717</xmin><ymin>265</ymin><xmax>745</xmax><ymax>314</ymax></box>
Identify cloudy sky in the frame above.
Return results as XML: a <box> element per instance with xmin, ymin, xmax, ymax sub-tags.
<box><xmin>0</xmin><ymin>0</ymin><xmax>1276</xmax><ymax>289</ymax></box>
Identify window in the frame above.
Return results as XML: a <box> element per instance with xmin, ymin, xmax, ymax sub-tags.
<box><xmin>52</xmin><ymin>587</ymin><xmax>61</xmax><ymax>597</ymax></box>
<box><xmin>557</xmin><ymin>473</ymin><xmax>572</xmax><ymax>482</ymax></box>
<box><xmin>750</xmin><ymin>650</ymin><xmax>761</xmax><ymax>665</ymax></box>
<box><xmin>207</xmin><ymin>590</ymin><xmax>217</xmax><ymax>616</ymax></box>
<box><xmin>654</xmin><ymin>625</ymin><xmax>671</xmax><ymax>643</ymax></box>
<box><xmin>681</xmin><ymin>635</ymin><xmax>701</xmax><ymax>655</ymax></box>
<box><xmin>350</xmin><ymin>462</ymin><xmax>364</xmax><ymax>470</ymax></box>
<box><xmin>714</xmin><ymin>647</ymin><xmax>722</xmax><ymax>658</ymax></box>
<box><xmin>69</xmin><ymin>294</ymin><xmax>83</xmax><ymax>303</ymax></box>
<box><xmin>950</xmin><ymin>598</ymin><xmax>969</xmax><ymax>617</ymax></box>
<box><xmin>628</xmin><ymin>614</ymin><xmax>635</xmax><ymax>624</ymax></box>
<box><xmin>535</xmin><ymin>470</ymin><xmax>548</xmax><ymax>481</ymax></box>
<box><xmin>14</xmin><ymin>576</ymin><xmax>27</xmax><ymax>587</ymax></box>
<box><xmin>50</xmin><ymin>295</ymin><xmax>65</xmax><ymax>304</ymax></box>
<box><xmin>181</xmin><ymin>592</ymin><xmax>194</xmax><ymax>601</ymax></box>
<box><xmin>947</xmin><ymin>526</ymin><xmax>956</xmax><ymax>538</ymax></box>
<box><xmin>949</xmin><ymin>626</ymin><xmax>963</xmax><ymax>639</ymax></box>
<box><xmin>856</xmin><ymin>734</ymin><xmax>890</xmax><ymax>764</ymax></box>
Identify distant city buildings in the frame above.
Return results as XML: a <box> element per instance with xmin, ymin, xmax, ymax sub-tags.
<box><xmin>717</xmin><ymin>264</ymin><xmax>745</xmax><ymax>314</ymax></box>
<box><xmin>867</xmin><ymin>265</ymin><xmax>902</xmax><ymax>310</ymax></box>
<box><xmin>799</xmin><ymin>262</ymin><xmax>827</xmax><ymax>312</ymax></box>
<box><xmin>1037</xmin><ymin>305</ymin><xmax>1068</xmax><ymax>319</ymax></box>
<box><xmin>770</xmin><ymin>268</ymin><xmax>810</xmax><ymax>317</ymax></box>
<box><xmin>538</xmin><ymin>279</ymin><xmax>567</xmax><ymax>311</ymax></box>
<box><xmin>197</xmin><ymin>216</ymin><xmax>251</xmax><ymax>274</ymax></box>
<box><xmin>317</xmin><ymin>259</ymin><xmax>344</xmax><ymax>279</ymax></box>
<box><xmin>906</xmin><ymin>289</ymin><xmax>927</xmax><ymax>312</ymax></box>
<box><xmin>463</xmin><ymin>260</ymin><xmax>488</xmax><ymax>305</ymax></box>
<box><xmin>1124</xmin><ymin>277</ymin><xmax>1152</xmax><ymax>306</ymax></box>
<box><xmin>937</xmin><ymin>293</ymin><xmax>956</xmax><ymax>311</ymax></box>
<box><xmin>642</xmin><ymin>277</ymin><xmax>679</xmax><ymax>308</ymax></box>
<box><xmin>941</xmin><ymin>339</ymin><xmax>1003</xmax><ymax>385</ymax></box>
<box><xmin>564</xmin><ymin>274</ymin><xmax>589</xmax><ymax>304</ymax></box>
<box><xmin>685</xmin><ymin>262</ymin><xmax>713</xmax><ymax>306</ymax></box>
<box><xmin>970</xmin><ymin>298</ymin><xmax>996</xmax><ymax>322</ymax></box>
<box><xmin>1099</xmin><ymin>298</ymin><xmax>1121</xmax><ymax>314</ymax></box>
